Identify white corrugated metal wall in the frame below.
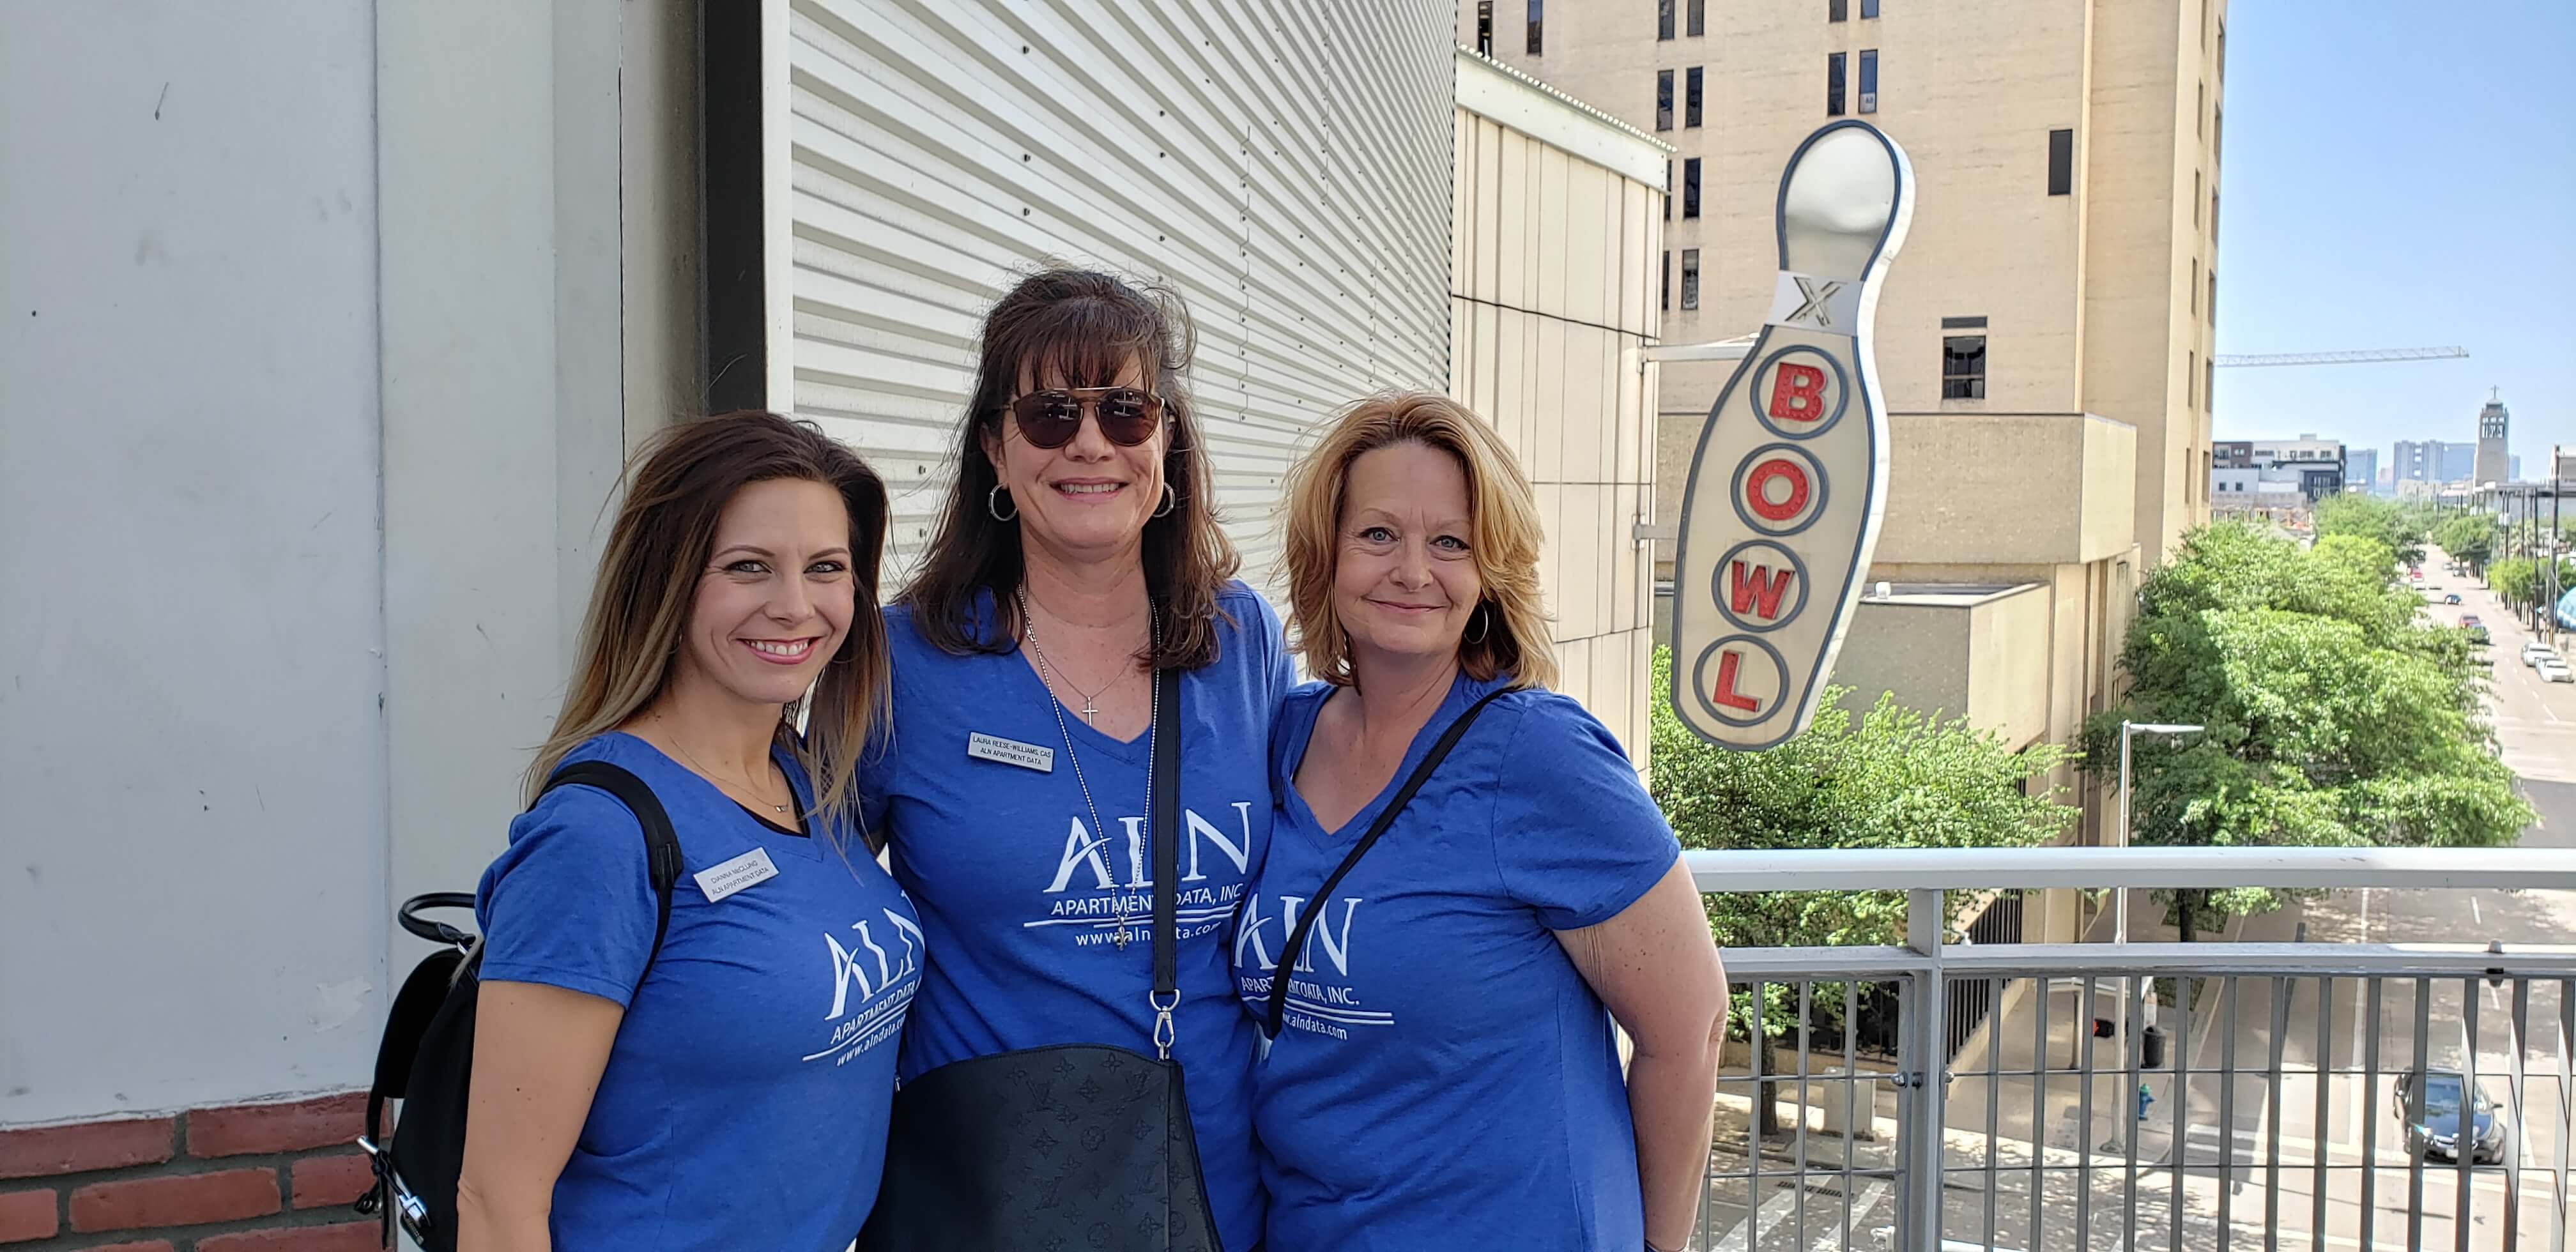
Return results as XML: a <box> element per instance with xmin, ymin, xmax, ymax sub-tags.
<box><xmin>781</xmin><ymin>0</ymin><xmax>1457</xmax><ymax>595</ymax></box>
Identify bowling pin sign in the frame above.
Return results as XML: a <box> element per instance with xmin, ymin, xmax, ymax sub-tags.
<box><xmin>1671</xmin><ymin>121</ymin><xmax>1914</xmax><ymax>750</ymax></box>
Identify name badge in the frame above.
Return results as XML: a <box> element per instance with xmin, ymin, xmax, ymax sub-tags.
<box><xmin>694</xmin><ymin>848</ymin><xmax>779</xmax><ymax>903</ymax></box>
<box><xmin>967</xmin><ymin>732</ymin><xmax>1054</xmax><ymax>773</ymax></box>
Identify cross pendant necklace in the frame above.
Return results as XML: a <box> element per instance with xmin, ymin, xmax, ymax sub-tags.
<box><xmin>1080</xmin><ymin>696</ymin><xmax>1100</xmax><ymax>724</ymax></box>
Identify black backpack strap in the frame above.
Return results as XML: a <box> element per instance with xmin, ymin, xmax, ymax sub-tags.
<box><xmin>541</xmin><ymin>760</ymin><xmax>685</xmax><ymax>984</ymax></box>
<box><xmin>1264</xmin><ymin>687</ymin><xmax>1510</xmax><ymax>1039</ymax></box>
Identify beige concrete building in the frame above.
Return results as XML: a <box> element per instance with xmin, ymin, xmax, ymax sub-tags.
<box><xmin>1469</xmin><ymin>0</ymin><xmax>2228</xmax><ymax>920</ymax></box>
<box><xmin>1450</xmin><ymin>49</ymin><xmax>1669</xmax><ymax>770</ymax></box>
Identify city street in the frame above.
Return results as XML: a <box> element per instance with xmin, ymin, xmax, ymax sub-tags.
<box><xmin>1700</xmin><ymin>548</ymin><xmax>2576</xmax><ymax>1250</ymax></box>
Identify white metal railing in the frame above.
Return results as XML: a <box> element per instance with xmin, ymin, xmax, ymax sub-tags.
<box><xmin>1685</xmin><ymin>847</ymin><xmax>2576</xmax><ymax>1252</ymax></box>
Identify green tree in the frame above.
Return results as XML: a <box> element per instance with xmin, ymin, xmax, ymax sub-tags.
<box><xmin>2430</xmin><ymin>514</ymin><xmax>2492</xmax><ymax>567</ymax></box>
<box><xmin>2314</xmin><ymin>494</ymin><xmax>2428</xmax><ymax>566</ymax></box>
<box><xmin>2088</xmin><ymin>523</ymin><xmax>2532</xmax><ymax>937</ymax></box>
<box><xmin>1651</xmin><ymin>647</ymin><xmax>2075</xmax><ymax>1133</ymax></box>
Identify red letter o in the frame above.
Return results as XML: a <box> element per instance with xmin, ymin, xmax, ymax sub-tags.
<box><xmin>1745</xmin><ymin>458</ymin><xmax>1811</xmax><ymax>521</ymax></box>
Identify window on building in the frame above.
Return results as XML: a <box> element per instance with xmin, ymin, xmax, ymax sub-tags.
<box><xmin>2211</xmin><ymin>190</ymin><xmax>2220</xmax><ymax>244</ymax></box>
<box><xmin>2196</xmin><ymin>82</ymin><xmax>2205</xmax><ymax>137</ymax></box>
<box><xmin>1664</xmin><ymin>160</ymin><xmax>1673</xmax><ymax>219</ymax></box>
<box><xmin>1829</xmin><ymin>0</ymin><xmax>1848</xmax><ymax>21</ymax></box>
<box><xmin>2207</xmin><ymin>270</ymin><xmax>2217</xmax><ymax>326</ymax></box>
<box><xmin>1686</xmin><ymin>67</ymin><xmax>1703</xmax><ymax>126</ymax></box>
<box><xmin>2188</xmin><ymin>349</ymin><xmax>2196</xmax><ymax>408</ymax></box>
<box><xmin>1827</xmin><ymin>53</ymin><xmax>1846</xmax><ymax>116</ymax></box>
<box><xmin>1659</xmin><ymin>0</ymin><xmax>1675</xmax><ymax>40</ymax></box>
<box><xmin>2047</xmin><ymin>128</ymin><xmax>2073</xmax><ymax>195</ymax></box>
<box><xmin>2190</xmin><ymin>259</ymin><xmax>2199</xmax><ymax>315</ymax></box>
<box><xmin>1527</xmin><ymin>0</ymin><xmax>1543</xmax><ymax>54</ymax></box>
<box><xmin>1656</xmin><ymin>70</ymin><xmax>1674</xmax><ymax>130</ymax></box>
<box><xmin>2193</xmin><ymin>171</ymin><xmax>2202</xmax><ymax>227</ymax></box>
<box><xmin>1476</xmin><ymin>1</ymin><xmax>1493</xmax><ymax>55</ymax></box>
<box><xmin>1662</xmin><ymin>250</ymin><xmax>1672</xmax><ymax>311</ymax></box>
<box><xmin>1681</xmin><ymin>248</ymin><xmax>1701</xmax><ymax>310</ymax></box>
<box><xmin>1859</xmin><ymin>49</ymin><xmax>1878</xmax><ymax>112</ymax></box>
<box><xmin>1942</xmin><ymin>335</ymin><xmax>1986</xmax><ymax>399</ymax></box>
<box><xmin>1688</xmin><ymin>0</ymin><xmax>1706</xmax><ymax>36</ymax></box>
<box><xmin>1683</xmin><ymin>158</ymin><xmax>1701</xmax><ymax>218</ymax></box>
<box><xmin>2218</xmin><ymin>20</ymin><xmax>2227</xmax><ymax>79</ymax></box>
<box><xmin>1862</xmin><ymin>0</ymin><xmax>1880</xmax><ymax>17</ymax></box>
<box><xmin>2206</xmin><ymin>357</ymin><xmax>2216</xmax><ymax>413</ymax></box>
<box><xmin>2213</xmin><ymin>106</ymin><xmax>2223</xmax><ymax>164</ymax></box>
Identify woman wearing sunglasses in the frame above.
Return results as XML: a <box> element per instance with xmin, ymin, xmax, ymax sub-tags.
<box><xmin>859</xmin><ymin>268</ymin><xmax>1292</xmax><ymax>1251</ymax></box>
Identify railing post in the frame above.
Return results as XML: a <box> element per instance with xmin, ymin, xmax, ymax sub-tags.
<box><xmin>1900</xmin><ymin>887</ymin><xmax>1946</xmax><ymax>1252</ymax></box>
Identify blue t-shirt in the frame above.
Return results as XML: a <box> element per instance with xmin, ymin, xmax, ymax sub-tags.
<box><xmin>476</xmin><ymin>732</ymin><xmax>921</xmax><ymax>1252</ymax></box>
<box><xmin>1234</xmin><ymin>672</ymin><xmax>1681</xmax><ymax>1251</ymax></box>
<box><xmin>864</xmin><ymin>584</ymin><xmax>1294</xmax><ymax>1252</ymax></box>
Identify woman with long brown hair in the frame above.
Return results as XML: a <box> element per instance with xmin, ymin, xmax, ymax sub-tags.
<box><xmin>859</xmin><ymin>268</ymin><xmax>1291</xmax><ymax>1251</ymax></box>
<box><xmin>457</xmin><ymin>412</ymin><xmax>919</xmax><ymax>1250</ymax></box>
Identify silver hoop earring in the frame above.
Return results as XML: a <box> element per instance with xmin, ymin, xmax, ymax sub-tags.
<box><xmin>1464</xmin><ymin>604</ymin><xmax>1491</xmax><ymax>646</ymax></box>
<box><xmin>1152</xmin><ymin>483</ymin><xmax>1176</xmax><ymax>519</ymax></box>
<box><xmin>988</xmin><ymin>484</ymin><xmax>1017</xmax><ymax>521</ymax></box>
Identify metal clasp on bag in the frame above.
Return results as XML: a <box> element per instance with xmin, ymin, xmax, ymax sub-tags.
<box><xmin>354</xmin><ymin>1136</ymin><xmax>431</xmax><ymax>1242</ymax></box>
<box><xmin>1149</xmin><ymin>989</ymin><xmax>1180</xmax><ymax>1060</ymax></box>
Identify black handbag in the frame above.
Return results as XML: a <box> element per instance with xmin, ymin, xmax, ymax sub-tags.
<box><xmin>856</xmin><ymin>666</ymin><xmax>1220</xmax><ymax>1252</ymax></box>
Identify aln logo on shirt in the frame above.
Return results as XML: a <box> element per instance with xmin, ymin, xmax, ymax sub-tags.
<box><xmin>804</xmin><ymin>906</ymin><xmax>923</xmax><ymax>1066</ymax></box>
<box><xmin>1030</xmin><ymin>802</ymin><xmax>1259</xmax><ymax>949</ymax></box>
<box><xmin>1232</xmin><ymin>891</ymin><xmax>1390</xmax><ymax>1040</ymax></box>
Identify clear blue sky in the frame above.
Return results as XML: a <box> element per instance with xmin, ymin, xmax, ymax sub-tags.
<box><xmin>2214</xmin><ymin>0</ymin><xmax>2572</xmax><ymax>476</ymax></box>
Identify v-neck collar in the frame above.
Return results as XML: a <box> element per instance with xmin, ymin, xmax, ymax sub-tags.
<box><xmin>603</xmin><ymin>732</ymin><xmax>826</xmax><ymax>860</ymax></box>
<box><xmin>977</xmin><ymin>588</ymin><xmax>1155</xmax><ymax>763</ymax></box>
<box><xmin>1280</xmin><ymin>671</ymin><xmax>1503</xmax><ymax>844</ymax></box>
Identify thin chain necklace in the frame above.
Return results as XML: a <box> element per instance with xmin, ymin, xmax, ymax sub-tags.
<box><xmin>657</xmin><ymin>717</ymin><xmax>790</xmax><ymax>814</ymax></box>
<box><xmin>1019</xmin><ymin>595</ymin><xmax>1144</xmax><ymax>724</ymax></box>
<box><xmin>1020</xmin><ymin>588</ymin><xmax>1157</xmax><ymax>949</ymax></box>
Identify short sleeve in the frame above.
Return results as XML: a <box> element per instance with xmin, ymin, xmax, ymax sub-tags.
<box><xmin>474</xmin><ymin>784</ymin><xmax>661</xmax><ymax>1007</ymax></box>
<box><xmin>1487</xmin><ymin>695</ymin><xmax>1681</xmax><ymax>931</ymax></box>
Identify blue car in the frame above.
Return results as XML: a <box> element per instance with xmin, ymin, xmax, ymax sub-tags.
<box><xmin>2395</xmin><ymin>1069</ymin><xmax>2506</xmax><ymax>1164</ymax></box>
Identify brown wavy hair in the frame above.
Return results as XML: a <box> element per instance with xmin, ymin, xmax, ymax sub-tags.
<box><xmin>525</xmin><ymin>412</ymin><xmax>892</xmax><ymax>834</ymax></box>
<box><xmin>903</xmin><ymin>267</ymin><xmax>1238</xmax><ymax>669</ymax></box>
<box><xmin>1278</xmin><ymin>392</ymin><xmax>1555</xmax><ymax>691</ymax></box>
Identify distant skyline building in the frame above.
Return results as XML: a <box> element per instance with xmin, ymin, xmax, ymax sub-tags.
<box><xmin>2476</xmin><ymin>393</ymin><xmax>2511</xmax><ymax>485</ymax></box>
<box><xmin>2345</xmin><ymin>447</ymin><xmax>2379</xmax><ymax>495</ymax></box>
<box><xmin>2394</xmin><ymin>438</ymin><xmax>2478</xmax><ymax>485</ymax></box>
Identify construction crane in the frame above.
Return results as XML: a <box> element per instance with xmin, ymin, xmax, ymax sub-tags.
<box><xmin>2213</xmin><ymin>346</ymin><xmax>2469</xmax><ymax>368</ymax></box>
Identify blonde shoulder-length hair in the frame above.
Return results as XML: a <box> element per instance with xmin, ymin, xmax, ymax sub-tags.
<box><xmin>523</xmin><ymin>412</ymin><xmax>892</xmax><ymax>837</ymax></box>
<box><xmin>1278</xmin><ymin>392</ymin><xmax>1555</xmax><ymax>691</ymax></box>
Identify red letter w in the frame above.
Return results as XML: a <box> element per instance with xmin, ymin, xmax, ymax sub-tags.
<box><xmin>1728</xmin><ymin>561</ymin><xmax>1795</xmax><ymax>621</ymax></box>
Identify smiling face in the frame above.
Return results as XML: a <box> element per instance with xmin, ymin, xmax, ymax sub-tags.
<box><xmin>673</xmin><ymin>477</ymin><xmax>857</xmax><ymax>712</ymax></box>
<box><xmin>1332</xmin><ymin>440</ymin><xmax>1483</xmax><ymax>669</ymax></box>
<box><xmin>982</xmin><ymin>356</ymin><xmax>1169</xmax><ymax>565</ymax></box>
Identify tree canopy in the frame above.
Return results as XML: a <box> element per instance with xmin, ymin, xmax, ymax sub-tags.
<box><xmin>2085</xmin><ymin>521</ymin><xmax>2531</xmax><ymax>936</ymax></box>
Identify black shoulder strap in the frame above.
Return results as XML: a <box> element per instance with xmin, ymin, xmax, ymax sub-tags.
<box><xmin>542</xmin><ymin>760</ymin><xmax>684</xmax><ymax>984</ymax></box>
<box><xmin>1151</xmin><ymin>666</ymin><xmax>1183</xmax><ymax>1000</ymax></box>
<box><xmin>1264</xmin><ymin>687</ymin><xmax>1509</xmax><ymax>1039</ymax></box>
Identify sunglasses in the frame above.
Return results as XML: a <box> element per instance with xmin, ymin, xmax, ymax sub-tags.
<box><xmin>997</xmin><ymin>387</ymin><xmax>1166</xmax><ymax>450</ymax></box>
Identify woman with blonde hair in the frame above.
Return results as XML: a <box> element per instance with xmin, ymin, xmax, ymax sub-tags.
<box><xmin>458</xmin><ymin>411</ymin><xmax>919</xmax><ymax>1249</ymax></box>
<box><xmin>1233</xmin><ymin>392</ymin><xmax>1729</xmax><ymax>1251</ymax></box>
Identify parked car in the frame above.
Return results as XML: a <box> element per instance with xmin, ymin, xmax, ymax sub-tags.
<box><xmin>2443</xmin><ymin>593</ymin><xmax>2463</xmax><ymax>605</ymax></box>
<box><xmin>2395</xmin><ymin>1069</ymin><xmax>2506</xmax><ymax>1164</ymax></box>
<box><xmin>2522</xmin><ymin>641</ymin><xmax>2554</xmax><ymax>667</ymax></box>
<box><xmin>2542</xmin><ymin>658</ymin><xmax>2574</xmax><ymax>684</ymax></box>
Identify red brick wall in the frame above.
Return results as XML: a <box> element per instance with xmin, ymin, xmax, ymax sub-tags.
<box><xmin>0</xmin><ymin>1094</ymin><xmax>381</xmax><ymax>1250</ymax></box>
